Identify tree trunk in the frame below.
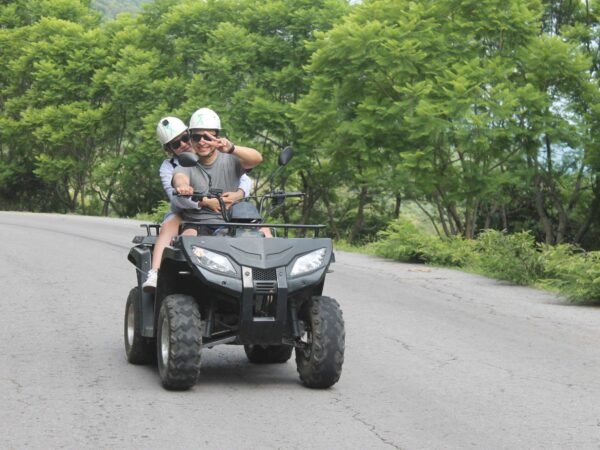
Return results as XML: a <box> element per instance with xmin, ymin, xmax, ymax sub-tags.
<box><xmin>464</xmin><ymin>199</ymin><xmax>479</xmax><ymax>239</ymax></box>
<box><xmin>435</xmin><ymin>186</ymin><xmax>463</xmax><ymax>235</ymax></box>
<box><xmin>101</xmin><ymin>189</ymin><xmax>113</xmax><ymax>216</ymax></box>
<box><xmin>433</xmin><ymin>193</ymin><xmax>451</xmax><ymax>237</ymax></box>
<box><xmin>574</xmin><ymin>177</ymin><xmax>599</xmax><ymax>244</ymax></box>
<box><xmin>394</xmin><ymin>193</ymin><xmax>401</xmax><ymax>219</ymax></box>
<box><xmin>415</xmin><ymin>199</ymin><xmax>442</xmax><ymax>237</ymax></box>
<box><xmin>350</xmin><ymin>185</ymin><xmax>368</xmax><ymax>243</ymax></box>
<box><xmin>322</xmin><ymin>195</ymin><xmax>340</xmax><ymax>240</ymax></box>
<box><xmin>534</xmin><ymin>181</ymin><xmax>554</xmax><ymax>244</ymax></box>
<box><xmin>501</xmin><ymin>204</ymin><xmax>508</xmax><ymax>230</ymax></box>
<box><xmin>79</xmin><ymin>179</ymin><xmax>86</xmax><ymax>215</ymax></box>
<box><xmin>447</xmin><ymin>203</ymin><xmax>463</xmax><ymax>236</ymax></box>
<box><xmin>555</xmin><ymin>206</ymin><xmax>568</xmax><ymax>244</ymax></box>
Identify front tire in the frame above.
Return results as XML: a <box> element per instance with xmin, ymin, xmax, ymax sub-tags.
<box><xmin>244</xmin><ymin>344</ymin><xmax>294</xmax><ymax>364</ymax></box>
<box><xmin>124</xmin><ymin>287</ymin><xmax>155</xmax><ymax>364</ymax></box>
<box><xmin>295</xmin><ymin>296</ymin><xmax>345</xmax><ymax>389</ymax></box>
<box><xmin>157</xmin><ymin>294</ymin><xmax>202</xmax><ymax>390</ymax></box>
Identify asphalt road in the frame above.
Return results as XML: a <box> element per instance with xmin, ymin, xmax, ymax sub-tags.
<box><xmin>1</xmin><ymin>211</ymin><xmax>600</xmax><ymax>449</ymax></box>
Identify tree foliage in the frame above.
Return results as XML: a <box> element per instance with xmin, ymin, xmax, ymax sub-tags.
<box><xmin>1</xmin><ymin>0</ymin><xmax>600</xmax><ymax>250</ymax></box>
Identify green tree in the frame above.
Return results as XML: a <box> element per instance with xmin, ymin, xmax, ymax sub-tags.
<box><xmin>0</xmin><ymin>2</ymin><xmax>104</xmax><ymax>212</ymax></box>
<box><xmin>297</xmin><ymin>0</ymin><xmax>599</xmax><ymax>244</ymax></box>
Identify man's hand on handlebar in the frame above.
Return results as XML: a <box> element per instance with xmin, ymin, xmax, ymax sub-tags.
<box><xmin>174</xmin><ymin>185</ymin><xmax>237</xmax><ymax>215</ymax></box>
<box><xmin>221</xmin><ymin>189</ymin><xmax>244</xmax><ymax>209</ymax></box>
<box><xmin>201</xmin><ymin>197</ymin><xmax>221</xmax><ymax>212</ymax></box>
<box><xmin>174</xmin><ymin>185</ymin><xmax>207</xmax><ymax>205</ymax></box>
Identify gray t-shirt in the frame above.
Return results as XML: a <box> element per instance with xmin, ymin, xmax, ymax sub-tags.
<box><xmin>173</xmin><ymin>152</ymin><xmax>245</xmax><ymax>223</ymax></box>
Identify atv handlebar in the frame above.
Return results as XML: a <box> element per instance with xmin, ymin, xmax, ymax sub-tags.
<box><xmin>174</xmin><ymin>191</ymin><xmax>229</xmax><ymax>221</ymax></box>
<box><xmin>263</xmin><ymin>192</ymin><xmax>305</xmax><ymax>199</ymax></box>
<box><xmin>259</xmin><ymin>191</ymin><xmax>305</xmax><ymax>218</ymax></box>
<box><xmin>174</xmin><ymin>192</ymin><xmax>204</xmax><ymax>202</ymax></box>
<box><xmin>175</xmin><ymin>189</ymin><xmax>306</xmax><ymax>223</ymax></box>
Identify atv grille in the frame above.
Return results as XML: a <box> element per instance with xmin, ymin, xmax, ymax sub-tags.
<box><xmin>252</xmin><ymin>268</ymin><xmax>277</xmax><ymax>281</ymax></box>
<box><xmin>254</xmin><ymin>281</ymin><xmax>277</xmax><ymax>294</ymax></box>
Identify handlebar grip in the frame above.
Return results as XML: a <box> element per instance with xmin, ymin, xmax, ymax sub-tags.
<box><xmin>268</xmin><ymin>191</ymin><xmax>305</xmax><ymax>198</ymax></box>
<box><xmin>273</xmin><ymin>192</ymin><xmax>306</xmax><ymax>198</ymax></box>
<box><xmin>174</xmin><ymin>191</ymin><xmax>205</xmax><ymax>201</ymax></box>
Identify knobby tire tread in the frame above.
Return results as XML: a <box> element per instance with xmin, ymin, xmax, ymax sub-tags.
<box><xmin>124</xmin><ymin>287</ymin><xmax>155</xmax><ymax>365</ymax></box>
<box><xmin>296</xmin><ymin>296</ymin><xmax>345</xmax><ymax>389</ymax></box>
<box><xmin>157</xmin><ymin>294</ymin><xmax>202</xmax><ymax>390</ymax></box>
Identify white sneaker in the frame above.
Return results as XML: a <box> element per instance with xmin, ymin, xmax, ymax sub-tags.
<box><xmin>143</xmin><ymin>269</ymin><xmax>158</xmax><ymax>292</ymax></box>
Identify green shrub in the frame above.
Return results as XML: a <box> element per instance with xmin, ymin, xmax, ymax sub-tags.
<box><xmin>134</xmin><ymin>200</ymin><xmax>171</xmax><ymax>223</ymax></box>
<box><xmin>539</xmin><ymin>244</ymin><xmax>600</xmax><ymax>303</ymax></box>
<box><xmin>371</xmin><ymin>218</ymin><xmax>474</xmax><ymax>267</ymax></box>
<box><xmin>474</xmin><ymin>230</ymin><xmax>543</xmax><ymax>285</ymax></box>
<box><xmin>334</xmin><ymin>239</ymin><xmax>375</xmax><ymax>254</ymax></box>
<box><xmin>362</xmin><ymin>220</ymin><xmax>600</xmax><ymax>303</ymax></box>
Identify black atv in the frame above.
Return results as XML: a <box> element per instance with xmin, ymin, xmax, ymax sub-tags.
<box><xmin>124</xmin><ymin>148</ymin><xmax>345</xmax><ymax>390</ymax></box>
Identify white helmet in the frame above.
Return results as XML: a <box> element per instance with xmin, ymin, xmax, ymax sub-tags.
<box><xmin>156</xmin><ymin>116</ymin><xmax>188</xmax><ymax>145</ymax></box>
<box><xmin>189</xmin><ymin>107</ymin><xmax>221</xmax><ymax>131</ymax></box>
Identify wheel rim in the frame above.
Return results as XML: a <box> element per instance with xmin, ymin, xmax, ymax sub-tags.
<box><xmin>160</xmin><ymin>315</ymin><xmax>170</xmax><ymax>365</ymax></box>
<box><xmin>300</xmin><ymin>327</ymin><xmax>313</xmax><ymax>358</ymax></box>
<box><xmin>126</xmin><ymin>302</ymin><xmax>135</xmax><ymax>347</ymax></box>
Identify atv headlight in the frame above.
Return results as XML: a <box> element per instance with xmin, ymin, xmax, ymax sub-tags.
<box><xmin>290</xmin><ymin>248</ymin><xmax>327</xmax><ymax>277</ymax></box>
<box><xmin>192</xmin><ymin>246</ymin><xmax>236</xmax><ymax>276</ymax></box>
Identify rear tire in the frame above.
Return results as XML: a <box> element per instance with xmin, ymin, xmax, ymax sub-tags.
<box><xmin>157</xmin><ymin>294</ymin><xmax>202</xmax><ymax>390</ymax></box>
<box><xmin>244</xmin><ymin>344</ymin><xmax>294</xmax><ymax>364</ymax></box>
<box><xmin>295</xmin><ymin>296</ymin><xmax>345</xmax><ymax>389</ymax></box>
<box><xmin>124</xmin><ymin>287</ymin><xmax>155</xmax><ymax>365</ymax></box>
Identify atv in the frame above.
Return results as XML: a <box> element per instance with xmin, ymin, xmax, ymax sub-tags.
<box><xmin>124</xmin><ymin>147</ymin><xmax>345</xmax><ymax>390</ymax></box>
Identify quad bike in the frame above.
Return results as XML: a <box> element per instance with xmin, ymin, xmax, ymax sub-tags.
<box><xmin>124</xmin><ymin>148</ymin><xmax>345</xmax><ymax>390</ymax></box>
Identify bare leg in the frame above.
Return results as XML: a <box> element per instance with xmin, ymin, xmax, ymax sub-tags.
<box><xmin>260</xmin><ymin>227</ymin><xmax>273</xmax><ymax>238</ymax></box>
<box><xmin>151</xmin><ymin>214</ymin><xmax>182</xmax><ymax>271</ymax></box>
<box><xmin>143</xmin><ymin>214</ymin><xmax>183</xmax><ymax>292</ymax></box>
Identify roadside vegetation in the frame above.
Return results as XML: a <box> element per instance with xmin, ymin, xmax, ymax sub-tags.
<box><xmin>2</xmin><ymin>0</ymin><xmax>600</xmax><ymax>301</ymax></box>
<box><xmin>338</xmin><ymin>218</ymin><xmax>600</xmax><ymax>304</ymax></box>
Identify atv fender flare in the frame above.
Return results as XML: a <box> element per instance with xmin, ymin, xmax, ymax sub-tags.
<box><xmin>127</xmin><ymin>246</ymin><xmax>155</xmax><ymax>338</ymax></box>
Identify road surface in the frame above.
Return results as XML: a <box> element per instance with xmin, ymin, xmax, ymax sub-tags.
<box><xmin>1</xmin><ymin>211</ymin><xmax>600</xmax><ymax>449</ymax></box>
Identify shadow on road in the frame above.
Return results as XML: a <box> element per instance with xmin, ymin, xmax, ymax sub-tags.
<box><xmin>117</xmin><ymin>346</ymin><xmax>304</xmax><ymax>389</ymax></box>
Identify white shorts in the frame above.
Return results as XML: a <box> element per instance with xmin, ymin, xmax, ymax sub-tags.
<box><xmin>162</xmin><ymin>211</ymin><xmax>182</xmax><ymax>225</ymax></box>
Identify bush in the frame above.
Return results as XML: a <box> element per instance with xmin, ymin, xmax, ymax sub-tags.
<box><xmin>366</xmin><ymin>221</ymin><xmax>600</xmax><ymax>303</ymax></box>
<box><xmin>473</xmin><ymin>230</ymin><xmax>543</xmax><ymax>285</ymax></box>
<box><xmin>134</xmin><ymin>200</ymin><xmax>171</xmax><ymax>223</ymax></box>
<box><xmin>539</xmin><ymin>244</ymin><xmax>600</xmax><ymax>303</ymax></box>
<box><xmin>371</xmin><ymin>218</ymin><xmax>474</xmax><ymax>267</ymax></box>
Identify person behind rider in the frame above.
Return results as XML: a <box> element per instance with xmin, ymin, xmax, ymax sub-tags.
<box><xmin>142</xmin><ymin>116</ymin><xmax>252</xmax><ymax>292</ymax></box>
<box><xmin>172</xmin><ymin>107</ymin><xmax>263</xmax><ymax>236</ymax></box>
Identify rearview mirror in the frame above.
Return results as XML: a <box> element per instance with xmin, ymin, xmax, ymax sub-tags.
<box><xmin>178</xmin><ymin>152</ymin><xmax>199</xmax><ymax>167</ymax></box>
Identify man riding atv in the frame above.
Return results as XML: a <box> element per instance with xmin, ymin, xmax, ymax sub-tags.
<box><xmin>171</xmin><ymin>107</ymin><xmax>262</xmax><ymax>236</ymax></box>
<box><xmin>124</xmin><ymin>110</ymin><xmax>345</xmax><ymax>391</ymax></box>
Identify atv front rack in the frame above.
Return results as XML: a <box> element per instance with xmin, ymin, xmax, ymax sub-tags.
<box><xmin>209</xmin><ymin>222</ymin><xmax>327</xmax><ymax>238</ymax></box>
<box><xmin>139</xmin><ymin>222</ymin><xmax>327</xmax><ymax>238</ymax></box>
<box><xmin>140</xmin><ymin>223</ymin><xmax>161</xmax><ymax>236</ymax></box>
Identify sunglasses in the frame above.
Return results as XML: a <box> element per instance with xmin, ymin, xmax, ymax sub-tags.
<box><xmin>169</xmin><ymin>133</ymin><xmax>190</xmax><ymax>150</ymax></box>
<box><xmin>190</xmin><ymin>132</ymin><xmax>218</xmax><ymax>143</ymax></box>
